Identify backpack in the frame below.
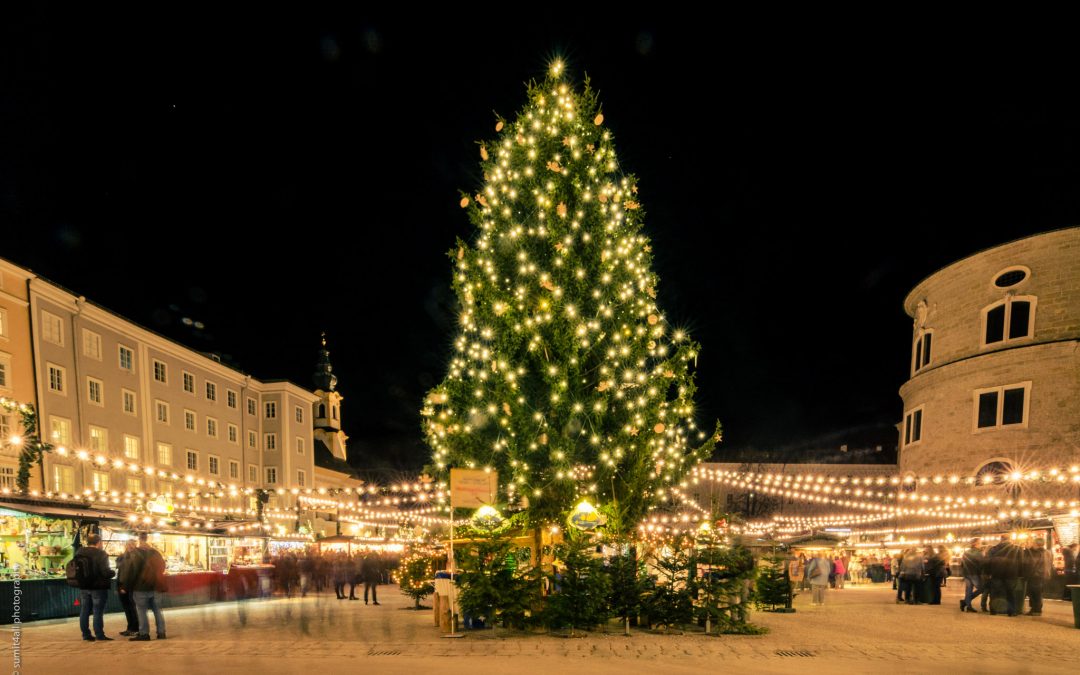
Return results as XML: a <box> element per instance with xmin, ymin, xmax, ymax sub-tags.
<box><xmin>66</xmin><ymin>555</ymin><xmax>91</xmax><ymax>588</ymax></box>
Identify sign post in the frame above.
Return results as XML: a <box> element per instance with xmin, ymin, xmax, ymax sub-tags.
<box><xmin>444</xmin><ymin>469</ymin><xmax>497</xmax><ymax>638</ymax></box>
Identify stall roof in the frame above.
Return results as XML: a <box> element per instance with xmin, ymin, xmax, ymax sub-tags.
<box><xmin>0</xmin><ymin>500</ymin><xmax>128</xmax><ymax>521</ymax></box>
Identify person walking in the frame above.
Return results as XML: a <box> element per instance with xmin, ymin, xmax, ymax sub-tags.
<box><xmin>898</xmin><ymin>548</ymin><xmax>924</xmax><ymax>605</ymax></box>
<box><xmin>987</xmin><ymin>535</ymin><xmax>1021</xmax><ymax>616</ymax></box>
<box><xmin>833</xmin><ymin>556</ymin><xmax>847</xmax><ymax>589</ymax></box>
<box><xmin>72</xmin><ymin>533</ymin><xmax>116</xmax><ymax>642</ymax></box>
<box><xmin>332</xmin><ymin>554</ymin><xmax>348</xmax><ymax>600</ymax></box>
<box><xmin>925</xmin><ymin>547</ymin><xmax>944</xmax><ymax>605</ymax></box>
<box><xmin>788</xmin><ymin>554</ymin><xmax>805</xmax><ymax>591</ymax></box>
<box><xmin>348</xmin><ymin>553</ymin><xmax>362</xmax><ymax>601</ymax></box>
<box><xmin>960</xmin><ymin>538</ymin><xmax>986</xmax><ymax>613</ymax></box>
<box><xmin>121</xmin><ymin>532</ymin><xmax>168</xmax><ymax>640</ymax></box>
<box><xmin>806</xmin><ymin>552</ymin><xmax>830</xmax><ymax>605</ymax></box>
<box><xmin>115</xmin><ymin>540</ymin><xmax>141</xmax><ymax>635</ymax></box>
<box><xmin>362</xmin><ymin>552</ymin><xmax>382</xmax><ymax>605</ymax></box>
<box><xmin>1023</xmin><ymin>539</ymin><xmax>1053</xmax><ymax>616</ymax></box>
<box><xmin>1062</xmin><ymin>543</ymin><xmax>1078</xmax><ymax>601</ymax></box>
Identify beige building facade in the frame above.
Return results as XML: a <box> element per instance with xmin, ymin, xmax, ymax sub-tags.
<box><xmin>898</xmin><ymin>227</ymin><xmax>1080</xmax><ymax>496</ymax></box>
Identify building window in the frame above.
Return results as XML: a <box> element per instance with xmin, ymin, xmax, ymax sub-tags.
<box><xmin>912</xmin><ymin>330</ymin><xmax>933</xmax><ymax>374</ymax></box>
<box><xmin>248</xmin><ymin>464</ymin><xmax>258</xmax><ymax>482</ymax></box>
<box><xmin>118</xmin><ymin>345</ymin><xmax>134</xmax><ymax>372</ymax></box>
<box><xmin>297</xmin><ymin>470</ymin><xmax>306</xmax><ymax>487</ymax></box>
<box><xmin>206</xmin><ymin>381</ymin><xmax>217</xmax><ymax>402</ymax></box>
<box><xmin>229</xmin><ymin>460</ymin><xmax>239</xmax><ymax>480</ymax></box>
<box><xmin>332</xmin><ymin>405</ymin><xmax>338</xmax><ymax>420</ymax></box>
<box><xmin>153</xmin><ymin>360</ymin><xmax>168</xmax><ymax>383</ymax></box>
<box><xmin>0</xmin><ymin>307</ymin><xmax>7</xmax><ymax>339</ymax></box>
<box><xmin>974</xmin><ymin>382</ymin><xmax>1031</xmax><ymax>430</ymax></box>
<box><xmin>53</xmin><ymin>465</ymin><xmax>74</xmax><ymax>493</ymax></box>
<box><xmin>0</xmin><ymin>467</ymin><xmax>15</xmax><ymax>489</ymax></box>
<box><xmin>87</xmin><ymin>377</ymin><xmax>104</xmax><ymax>406</ymax></box>
<box><xmin>903</xmin><ymin>407</ymin><xmax>924</xmax><ymax>447</ymax></box>
<box><xmin>92</xmin><ymin>471</ymin><xmax>109</xmax><ymax>492</ymax></box>
<box><xmin>186</xmin><ymin>450</ymin><xmax>198</xmax><ymax>471</ymax></box>
<box><xmin>155</xmin><ymin>400</ymin><xmax>170</xmax><ymax>424</ymax></box>
<box><xmin>318</xmin><ymin>403</ymin><xmax>326</xmax><ymax>418</ymax></box>
<box><xmin>295</xmin><ymin>406</ymin><xmax>303</xmax><ymax>424</ymax></box>
<box><xmin>248</xmin><ymin>430</ymin><xmax>256</xmax><ymax>448</ymax></box>
<box><xmin>207</xmin><ymin>418</ymin><xmax>218</xmax><ymax>438</ymax></box>
<box><xmin>993</xmin><ymin>266</ymin><xmax>1029</xmax><ymax>288</ymax></box>
<box><xmin>157</xmin><ymin>442</ymin><xmax>172</xmax><ymax>466</ymax></box>
<box><xmin>227</xmin><ymin>390</ymin><xmax>237</xmax><ymax>408</ymax></box>
<box><xmin>209</xmin><ymin>455</ymin><xmax>220</xmax><ymax>476</ymax></box>
<box><xmin>47</xmin><ymin>363</ymin><xmax>66</xmax><ymax>394</ymax></box>
<box><xmin>975</xmin><ymin>460</ymin><xmax>1013</xmax><ymax>485</ymax></box>
<box><xmin>88</xmin><ymin>426</ymin><xmax>108</xmax><ymax>453</ymax></box>
<box><xmin>122</xmin><ymin>389</ymin><xmax>136</xmax><ymax>415</ymax></box>
<box><xmin>982</xmin><ymin>296</ymin><xmax>1036</xmax><ymax>346</ymax></box>
<box><xmin>124</xmin><ymin>435</ymin><xmax>140</xmax><ymax>460</ymax></box>
<box><xmin>296</xmin><ymin>437</ymin><xmax>304</xmax><ymax>455</ymax></box>
<box><xmin>0</xmin><ymin>355</ymin><xmax>10</xmax><ymax>391</ymax></box>
<box><xmin>265</xmin><ymin>467</ymin><xmax>277</xmax><ymax>484</ymax></box>
<box><xmin>158</xmin><ymin>481</ymin><xmax>173</xmax><ymax>495</ymax></box>
<box><xmin>184</xmin><ymin>410</ymin><xmax>196</xmax><ymax>431</ymax></box>
<box><xmin>265</xmin><ymin>433</ymin><xmax>276</xmax><ymax>451</ymax></box>
<box><xmin>183</xmin><ymin>371</ymin><xmax>195</xmax><ymax>394</ymax></box>
<box><xmin>265</xmin><ymin>402</ymin><xmax>276</xmax><ymax>419</ymax></box>
<box><xmin>126</xmin><ymin>477</ymin><xmax>142</xmax><ymax>493</ymax></box>
<box><xmin>82</xmin><ymin>329</ymin><xmax>102</xmax><ymax>360</ymax></box>
<box><xmin>228</xmin><ymin>423</ymin><xmax>238</xmax><ymax>444</ymax></box>
<box><xmin>42</xmin><ymin>311</ymin><xmax>64</xmax><ymax>346</ymax></box>
<box><xmin>0</xmin><ymin>413</ymin><xmax>10</xmax><ymax>440</ymax></box>
<box><xmin>50</xmin><ymin>417</ymin><xmax>72</xmax><ymax>446</ymax></box>
<box><xmin>247</xmin><ymin>398</ymin><xmax>256</xmax><ymax>416</ymax></box>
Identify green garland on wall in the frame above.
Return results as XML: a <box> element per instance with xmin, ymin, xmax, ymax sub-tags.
<box><xmin>0</xmin><ymin>398</ymin><xmax>53</xmax><ymax>491</ymax></box>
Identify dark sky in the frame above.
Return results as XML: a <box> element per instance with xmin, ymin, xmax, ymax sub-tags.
<box><xmin>4</xmin><ymin>9</ymin><xmax>1079</xmax><ymax>474</ymax></box>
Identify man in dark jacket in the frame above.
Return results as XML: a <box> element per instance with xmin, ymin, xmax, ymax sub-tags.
<box><xmin>115</xmin><ymin>540</ymin><xmax>140</xmax><ymax>635</ymax></box>
<box><xmin>120</xmin><ymin>532</ymin><xmax>168</xmax><ymax>641</ymax></box>
<box><xmin>1023</xmin><ymin>539</ymin><xmax>1053</xmax><ymax>616</ymax></box>
<box><xmin>1062</xmin><ymin>543</ymin><xmax>1078</xmax><ymax>601</ymax></box>
<box><xmin>987</xmin><ymin>536</ymin><xmax>1021</xmax><ymax>616</ymax></box>
<box><xmin>75</xmin><ymin>533</ymin><xmax>116</xmax><ymax>641</ymax></box>
<box><xmin>960</xmin><ymin>538</ymin><xmax>986</xmax><ymax>613</ymax></box>
<box><xmin>362</xmin><ymin>553</ymin><xmax>381</xmax><ymax>605</ymax></box>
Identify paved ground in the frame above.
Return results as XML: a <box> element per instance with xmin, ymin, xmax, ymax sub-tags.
<box><xmin>3</xmin><ymin>582</ymin><xmax>1078</xmax><ymax>674</ymax></box>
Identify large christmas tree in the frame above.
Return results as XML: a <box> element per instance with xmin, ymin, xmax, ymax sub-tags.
<box><xmin>423</xmin><ymin>60</ymin><xmax>719</xmax><ymax>528</ymax></box>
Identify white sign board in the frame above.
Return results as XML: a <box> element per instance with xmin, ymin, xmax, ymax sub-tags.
<box><xmin>450</xmin><ymin>469</ymin><xmax>497</xmax><ymax>509</ymax></box>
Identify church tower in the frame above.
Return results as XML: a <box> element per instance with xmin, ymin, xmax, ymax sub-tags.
<box><xmin>312</xmin><ymin>333</ymin><xmax>348</xmax><ymax>461</ymax></box>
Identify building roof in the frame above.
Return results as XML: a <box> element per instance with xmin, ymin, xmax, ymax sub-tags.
<box><xmin>314</xmin><ymin>438</ymin><xmax>358</xmax><ymax>478</ymax></box>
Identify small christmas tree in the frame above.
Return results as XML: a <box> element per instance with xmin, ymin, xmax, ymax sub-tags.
<box><xmin>542</xmin><ymin>530</ymin><xmax>612</xmax><ymax>635</ymax></box>
<box><xmin>397</xmin><ymin>555</ymin><xmax>436</xmax><ymax>609</ymax></box>
<box><xmin>642</xmin><ymin>534</ymin><xmax>694</xmax><ymax>632</ymax></box>
<box><xmin>456</xmin><ymin>527</ymin><xmax>536</xmax><ymax>630</ymax></box>
<box><xmin>754</xmin><ymin>550</ymin><xmax>795</xmax><ymax>613</ymax></box>
<box><xmin>607</xmin><ymin>545</ymin><xmax>647</xmax><ymax>635</ymax></box>
<box><xmin>690</xmin><ymin>520</ymin><xmax>766</xmax><ymax>634</ymax></box>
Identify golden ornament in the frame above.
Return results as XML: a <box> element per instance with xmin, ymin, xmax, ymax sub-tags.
<box><xmin>502</xmin><ymin>402</ymin><xmax>512</xmax><ymax>416</ymax></box>
<box><xmin>556</xmin><ymin>202</ymin><xmax>567</xmax><ymax>218</ymax></box>
<box><xmin>476</xmin><ymin>194</ymin><xmax>489</xmax><ymax>208</ymax></box>
<box><xmin>554</xmin><ymin>242</ymin><xmax>565</xmax><ymax>252</ymax></box>
<box><xmin>495</xmin><ymin>120</ymin><xmax>504</xmax><ymax>132</ymax></box>
<box><xmin>628</xmin><ymin>427</ymin><xmax>639</xmax><ymax>436</ymax></box>
<box><xmin>546</xmin><ymin>160</ymin><xmax>563</xmax><ymax>173</ymax></box>
<box><xmin>516</xmin><ymin>134</ymin><xmax>525</xmax><ymax>145</ymax></box>
<box><xmin>480</xmin><ymin>145</ymin><xmax>489</xmax><ymax>161</ymax></box>
<box><xmin>459</xmin><ymin>196</ymin><xmax>470</xmax><ymax>208</ymax></box>
<box><xmin>586</xmin><ymin>143</ymin><xmax>595</xmax><ymax>153</ymax></box>
<box><xmin>663</xmin><ymin>369</ymin><xmax>675</xmax><ymax>378</ymax></box>
<box><xmin>647</xmin><ymin>341</ymin><xmax>656</xmax><ymax>349</ymax></box>
<box><xmin>597</xmin><ymin>381</ymin><xmax>610</xmax><ymax>392</ymax></box>
<box><xmin>646</xmin><ymin>287</ymin><xmax>657</xmax><ymax>298</ymax></box>
<box><xmin>625</xmin><ymin>200</ymin><xmax>640</xmax><ymax>210</ymax></box>
<box><xmin>540</xmin><ymin>279</ymin><xmax>555</xmax><ymax>292</ymax></box>
<box><xmin>562</xmin><ymin>136</ymin><xmax>572</xmax><ymax>147</ymax></box>
<box><xmin>539</xmin><ymin>433</ymin><xmax>548</xmax><ymax>445</ymax></box>
<box><xmin>594</xmin><ymin>113</ymin><xmax>604</xmax><ymax>125</ymax></box>
<box><xmin>654</xmin><ymin>423</ymin><xmax>666</xmax><ymax>434</ymax></box>
<box><xmin>647</xmin><ymin>314</ymin><xmax>659</xmax><ymax>325</ymax></box>
<box><xmin>598</xmin><ymin>192</ymin><xmax>608</xmax><ymax>203</ymax></box>
<box><xmin>457</xmin><ymin>247</ymin><xmax>465</xmax><ymax>260</ymax></box>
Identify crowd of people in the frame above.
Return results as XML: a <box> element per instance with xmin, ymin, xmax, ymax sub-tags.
<box><xmin>268</xmin><ymin>550</ymin><xmax>396</xmax><ymax>604</ymax></box>
<box><xmin>952</xmin><ymin>537</ymin><xmax>1077</xmax><ymax>617</ymax></box>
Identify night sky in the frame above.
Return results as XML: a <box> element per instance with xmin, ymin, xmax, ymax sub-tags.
<box><xmin>5</xmin><ymin>10</ymin><xmax>1079</xmax><ymax>475</ymax></box>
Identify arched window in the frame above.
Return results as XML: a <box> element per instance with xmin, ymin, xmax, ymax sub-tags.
<box><xmin>975</xmin><ymin>460</ymin><xmax>1013</xmax><ymax>486</ymax></box>
<box><xmin>982</xmin><ymin>296</ymin><xmax>1036</xmax><ymax>346</ymax></box>
<box><xmin>318</xmin><ymin>403</ymin><xmax>326</xmax><ymax>418</ymax></box>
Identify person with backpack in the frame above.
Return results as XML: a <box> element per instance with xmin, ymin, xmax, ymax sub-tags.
<box><xmin>120</xmin><ymin>532</ymin><xmax>168</xmax><ymax>641</ymax></box>
<box><xmin>69</xmin><ymin>533</ymin><xmax>116</xmax><ymax>642</ymax></box>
